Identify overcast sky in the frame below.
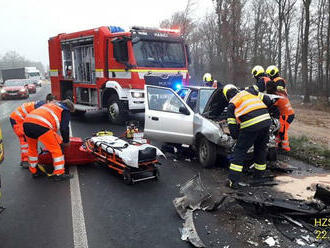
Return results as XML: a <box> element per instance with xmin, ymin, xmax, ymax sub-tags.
<box><xmin>0</xmin><ymin>0</ymin><xmax>214</xmax><ymax>66</ymax></box>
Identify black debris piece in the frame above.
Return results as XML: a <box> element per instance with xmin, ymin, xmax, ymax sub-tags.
<box><xmin>314</xmin><ymin>184</ymin><xmax>330</xmax><ymax>206</ymax></box>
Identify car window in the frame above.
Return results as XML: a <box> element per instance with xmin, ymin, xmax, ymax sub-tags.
<box><xmin>177</xmin><ymin>89</ymin><xmax>189</xmax><ymax>99</ymax></box>
<box><xmin>199</xmin><ymin>89</ymin><xmax>215</xmax><ymax>113</ymax></box>
<box><xmin>186</xmin><ymin>90</ymin><xmax>198</xmax><ymax>111</ymax></box>
<box><xmin>4</xmin><ymin>81</ymin><xmax>25</xmax><ymax>86</ymax></box>
<box><xmin>148</xmin><ymin>87</ymin><xmax>186</xmax><ymax>113</ymax></box>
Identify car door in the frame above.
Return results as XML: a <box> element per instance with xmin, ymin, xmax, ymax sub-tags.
<box><xmin>144</xmin><ymin>85</ymin><xmax>194</xmax><ymax>145</ymax></box>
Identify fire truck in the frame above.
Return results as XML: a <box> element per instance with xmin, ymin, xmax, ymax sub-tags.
<box><xmin>48</xmin><ymin>26</ymin><xmax>190</xmax><ymax>123</ymax></box>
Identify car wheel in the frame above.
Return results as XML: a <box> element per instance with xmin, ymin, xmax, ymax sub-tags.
<box><xmin>107</xmin><ymin>94</ymin><xmax>128</xmax><ymax>124</ymax></box>
<box><xmin>198</xmin><ymin>137</ymin><xmax>217</xmax><ymax>168</ymax></box>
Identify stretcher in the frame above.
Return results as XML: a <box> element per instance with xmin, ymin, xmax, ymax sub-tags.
<box><xmin>82</xmin><ymin>132</ymin><xmax>163</xmax><ymax>184</ymax></box>
<box><xmin>38</xmin><ymin>133</ymin><xmax>164</xmax><ymax>184</ymax></box>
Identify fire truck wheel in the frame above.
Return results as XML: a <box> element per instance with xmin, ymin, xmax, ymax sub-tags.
<box><xmin>123</xmin><ymin>170</ymin><xmax>133</xmax><ymax>185</ymax></box>
<box><xmin>107</xmin><ymin>95</ymin><xmax>128</xmax><ymax>124</ymax></box>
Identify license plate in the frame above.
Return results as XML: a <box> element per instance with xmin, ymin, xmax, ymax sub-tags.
<box><xmin>9</xmin><ymin>93</ymin><xmax>18</xmax><ymax>96</ymax></box>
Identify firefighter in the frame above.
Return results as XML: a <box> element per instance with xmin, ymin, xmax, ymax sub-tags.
<box><xmin>9</xmin><ymin>94</ymin><xmax>55</xmax><ymax>168</ymax></box>
<box><xmin>202</xmin><ymin>73</ymin><xmax>219</xmax><ymax>88</ymax></box>
<box><xmin>272</xmin><ymin>93</ymin><xmax>295</xmax><ymax>151</ymax></box>
<box><xmin>23</xmin><ymin>99</ymin><xmax>75</xmax><ymax>180</ymax></box>
<box><xmin>246</xmin><ymin>65</ymin><xmax>271</xmax><ymax>95</ymax></box>
<box><xmin>223</xmin><ymin>84</ymin><xmax>273</xmax><ymax>189</ymax></box>
<box><xmin>265</xmin><ymin>66</ymin><xmax>295</xmax><ymax>151</ymax></box>
<box><xmin>265</xmin><ymin>65</ymin><xmax>287</xmax><ymax>94</ymax></box>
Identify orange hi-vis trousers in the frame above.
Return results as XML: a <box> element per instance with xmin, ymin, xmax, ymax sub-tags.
<box><xmin>12</xmin><ymin>122</ymin><xmax>29</xmax><ymax>162</ymax></box>
<box><xmin>26</xmin><ymin>130</ymin><xmax>65</xmax><ymax>175</ymax></box>
<box><xmin>276</xmin><ymin>115</ymin><xmax>293</xmax><ymax>151</ymax></box>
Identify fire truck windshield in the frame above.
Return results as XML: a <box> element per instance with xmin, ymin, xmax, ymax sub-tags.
<box><xmin>133</xmin><ymin>41</ymin><xmax>185</xmax><ymax>68</ymax></box>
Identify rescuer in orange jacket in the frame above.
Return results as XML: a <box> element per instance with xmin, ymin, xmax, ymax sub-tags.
<box><xmin>223</xmin><ymin>84</ymin><xmax>273</xmax><ymax>189</ymax></box>
<box><xmin>9</xmin><ymin>94</ymin><xmax>55</xmax><ymax>168</ymax></box>
<box><xmin>266</xmin><ymin>65</ymin><xmax>295</xmax><ymax>151</ymax></box>
<box><xmin>23</xmin><ymin>99</ymin><xmax>75</xmax><ymax>180</ymax></box>
<box><xmin>266</xmin><ymin>65</ymin><xmax>287</xmax><ymax>94</ymax></box>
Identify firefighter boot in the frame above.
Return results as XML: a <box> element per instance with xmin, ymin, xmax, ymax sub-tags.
<box><xmin>49</xmin><ymin>173</ymin><xmax>73</xmax><ymax>181</ymax></box>
<box><xmin>20</xmin><ymin>161</ymin><xmax>29</xmax><ymax>169</ymax></box>
<box><xmin>226</xmin><ymin>179</ymin><xmax>240</xmax><ymax>190</ymax></box>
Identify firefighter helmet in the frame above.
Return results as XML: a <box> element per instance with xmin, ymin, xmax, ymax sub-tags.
<box><xmin>266</xmin><ymin>65</ymin><xmax>279</xmax><ymax>78</ymax></box>
<box><xmin>203</xmin><ymin>73</ymin><xmax>213</xmax><ymax>82</ymax></box>
<box><xmin>251</xmin><ymin>65</ymin><xmax>265</xmax><ymax>78</ymax></box>
<box><xmin>223</xmin><ymin>84</ymin><xmax>238</xmax><ymax>100</ymax></box>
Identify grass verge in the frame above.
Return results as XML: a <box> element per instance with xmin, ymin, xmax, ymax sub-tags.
<box><xmin>290</xmin><ymin>136</ymin><xmax>330</xmax><ymax>168</ymax></box>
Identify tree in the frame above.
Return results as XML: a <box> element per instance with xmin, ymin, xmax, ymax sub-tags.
<box><xmin>302</xmin><ymin>0</ymin><xmax>312</xmax><ymax>103</ymax></box>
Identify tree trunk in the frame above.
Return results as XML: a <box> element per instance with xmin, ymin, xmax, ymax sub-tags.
<box><xmin>302</xmin><ymin>0</ymin><xmax>312</xmax><ymax>103</ymax></box>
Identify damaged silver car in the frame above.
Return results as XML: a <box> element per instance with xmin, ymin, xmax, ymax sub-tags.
<box><xmin>144</xmin><ymin>85</ymin><xmax>279</xmax><ymax>167</ymax></box>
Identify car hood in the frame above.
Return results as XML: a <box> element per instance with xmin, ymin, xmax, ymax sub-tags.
<box><xmin>202</xmin><ymin>88</ymin><xmax>228</xmax><ymax>120</ymax></box>
<box><xmin>2</xmin><ymin>86</ymin><xmax>25</xmax><ymax>91</ymax></box>
<box><xmin>193</xmin><ymin>113</ymin><xmax>234</xmax><ymax>149</ymax></box>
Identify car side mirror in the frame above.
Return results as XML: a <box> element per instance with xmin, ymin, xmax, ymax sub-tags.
<box><xmin>179</xmin><ymin>106</ymin><xmax>190</xmax><ymax>115</ymax></box>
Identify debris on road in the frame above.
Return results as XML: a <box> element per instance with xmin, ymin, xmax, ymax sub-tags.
<box><xmin>314</xmin><ymin>184</ymin><xmax>330</xmax><ymax>205</ymax></box>
<box><xmin>180</xmin><ymin>209</ymin><xmax>205</xmax><ymax>248</ymax></box>
<box><xmin>174</xmin><ymin>175</ymin><xmax>223</xmax><ymax>247</ymax></box>
<box><xmin>263</xmin><ymin>236</ymin><xmax>278</xmax><ymax>247</ymax></box>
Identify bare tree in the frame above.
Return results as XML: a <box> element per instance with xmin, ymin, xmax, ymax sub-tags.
<box><xmin>302</xmin><ymin>0</ymin><xmax>312</xmax><ymax>103</ymax></box>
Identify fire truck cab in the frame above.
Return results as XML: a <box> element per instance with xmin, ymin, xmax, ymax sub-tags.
<box><xmin>48</xmin><ymin>26</ymin><xmax>190</xmax><ymax>123</ymax></box>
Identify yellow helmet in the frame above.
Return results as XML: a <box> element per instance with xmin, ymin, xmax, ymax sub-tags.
<box><xmin>251</xmin><ymin>65</ymin><xmax>264</xmax><ymax>77</ymax></box>
<box><xmin>266</xmin><ymin>65</ymin><xmax>279</xmax><ymax>77</ymax></box>
<box><xmin>203</xmin><ymin>73</ymin><xmax>213</xmax><ymax>82</ymax></box>
<box><xmin>223</xmin><ymin>84</ymin><xmax>238</xmax><ymax>100</ymax></box>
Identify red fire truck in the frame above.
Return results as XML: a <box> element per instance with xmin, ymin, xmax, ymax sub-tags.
<box><xmin>48</xmin><ymin>26</ymin><xmax>190</xmax><ymax>123</ymax></box>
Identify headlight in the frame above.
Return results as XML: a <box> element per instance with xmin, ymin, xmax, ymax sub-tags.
<box><xmin>0</xmin><ymin>89</ymin><xmax>6</xmax><ymax>94</ymax></box>
<box><xmin>20</xmin><ymin>88</ymin><xmax>26</xmax><ymax>92</ymax></box>
<box><xmin>131</xmin><ymin>92</ymin><xmax>144</xmax><ymax>98</ymax></box>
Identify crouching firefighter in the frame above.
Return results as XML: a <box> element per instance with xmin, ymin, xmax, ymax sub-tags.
<box><xmin>223</xmin><ymin>84</ymin><xmax>273</xmax><ymax>189</ymax></box>
<box><xmin>23</xmin><ymin>99</ymin><xmax>75</xmax><ymax>180</ymax></box>
<box><xmin>9</xmin><ymin>94</ymin><xmax>55</xmax><ymax>168</ymax></box>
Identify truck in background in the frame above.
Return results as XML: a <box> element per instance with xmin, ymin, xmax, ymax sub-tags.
<box><xmin>48</xmin><ymin>26</ymin><xmax>190</xmax><ymax>124</ymax></box>
<box><xmin>1</xmin><ymin>67</ymin><xmax>42</xmax><ymax>87</ymax></box>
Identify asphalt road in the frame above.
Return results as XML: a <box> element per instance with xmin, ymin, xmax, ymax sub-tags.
<box><xmin>0</xmin><ymin>83</ymin><xmax>205</xmax><ymax>248</ymax></box>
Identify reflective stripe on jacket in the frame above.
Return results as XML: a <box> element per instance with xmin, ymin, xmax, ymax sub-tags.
<box><xmin>24</xmin><ymin>103</ymin><xmax>62</xmax><ymax>131</ymax></box>
<box><xmin>10</xmin><ymin>102</ymin><xmax>36</xmax><ymax>122</ymax></box>
<box><xmin>230</xmin><ymin>91</ymin><xmax>267</xmax><ymax>121</ymax></box>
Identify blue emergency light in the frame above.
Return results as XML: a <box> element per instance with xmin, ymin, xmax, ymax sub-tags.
<box><xmin>174</xmin><ymin>83</ymin><xmax>182</xmax><ymax>90</ymax></box>
<box><xmin>109</xmin><ymin>26</ymin><xmax>125</xmax><ymax>33</ymax></box>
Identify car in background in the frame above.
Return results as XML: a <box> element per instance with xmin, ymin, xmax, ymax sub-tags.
<box><xmin>24</xmin><ymin>79</ymin><xmax>37</xmax><ymax>94</ymax></box>
<box><xmin>0</xmin><ymin>79</ymin><xmax>29</xmax><ymax>100</ymax></box>
<box><xmin>144</xmin><ymin>85</ymin><xmax>280</xmax><ymax>167</ymax></box>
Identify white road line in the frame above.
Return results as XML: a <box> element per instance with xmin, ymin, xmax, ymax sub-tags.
<box><xmin>70</xmin><ymin>166</ymin><xmax>89</xmax><ymax>248</ymax></box>
<box><xmin>69</xmin><ymin>123</ymin><xmax>88</xmax><ymax>248</ymax></box>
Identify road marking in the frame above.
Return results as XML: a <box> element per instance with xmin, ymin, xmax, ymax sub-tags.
<box><xmin>70</xmin><ymin>166</ymin><xmax>89</xmax><ymax>248</ymax></box>
<box><xmin>69</xmin><ymin>123</ymin><xmax>88</xmax><ymax>248</ymax></box>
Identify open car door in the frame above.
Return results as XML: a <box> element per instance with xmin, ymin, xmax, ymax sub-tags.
<box><xmin>144</xmin><ymin>85</ymin><xmax>194</xmax><ymax>145</ymax></box>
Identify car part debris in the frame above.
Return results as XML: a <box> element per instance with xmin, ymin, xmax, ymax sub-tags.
<box><xmin>174</xmin><ymin>175</ymin><xmax>225</xmax><ymax>247</ymax></box>
<box><xmin>314</xmin><ymin>184</ymin><xmax>330</xmax><ymax>205</ymax></box>
<box><xmin>180</xmin><ymin>210</ymin><xmax>205</xmax><ymax>248</ymax></box>
<box><xmin>263</xmin><ymin>236</ymin><xmax>277</xmax><ymax>247</ymax></box>
<box><xmin>234</xmin><ymin>193</ymin><xmax>330</xmax><ymax>216</ymax></box>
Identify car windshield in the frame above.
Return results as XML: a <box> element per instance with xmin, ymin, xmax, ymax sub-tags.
<box><xmin>133</xmin><ymin>41</ymin><xmax>185</xmax><ymax>68</ymax></box>
<box><xmin>28</xmin><ymin>72</ymin><xmax>40</xmax><ymax>77</ymax></box>
<box><xmin>199</xmin><ymin>89</ymin><xmax>215</xmax><ymax>113</ymax></box>
<box><xmin>4</xmin><ymin>81</ymin><xmax>26</xmax><ymax>86</ymax></box>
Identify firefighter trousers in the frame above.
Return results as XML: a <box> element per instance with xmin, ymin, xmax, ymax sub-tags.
<box><xmin>10</xmin><ymin>118</ymin><xmax>28</xmax><ymax>163</ymax></box>
<box><xmin>276</xmin><ymin>114</ymin><xmax>294</xmax><ymax>151</ymax></box>
<box><xmin>23</xmin><ymin>123</ymin><xmax>65</xmax><ymax>175</ymax></box>
<box><xmin>228</xmin><ymin>127</ymin><xmax>270</xmax><ymax>182</ymax></box>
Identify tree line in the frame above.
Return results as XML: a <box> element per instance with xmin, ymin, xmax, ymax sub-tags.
<box><xmin>161</xmin><ymin>0</ymin><xmax>329</xmax><ymax>103</ymax></box>
<box><xmin>0</xmin><ymin>51</ymin><xmax>45</xmax><ymax>81</ymax></box>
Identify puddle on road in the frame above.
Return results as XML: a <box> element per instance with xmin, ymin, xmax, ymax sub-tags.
<box><xmin>275</xmin><ymin>174</ymin><xmax>330</xmax><ymax>200</ymax></box>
